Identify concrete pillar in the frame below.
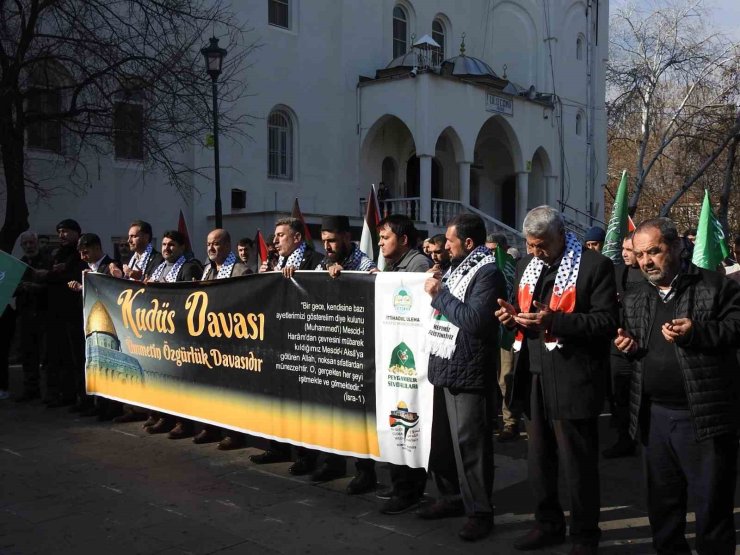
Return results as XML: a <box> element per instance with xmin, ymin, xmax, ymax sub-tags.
<box><xmin>458</xmin><ymin>161</ymin><xmax>471</xmax><ymax>206</ymax></box>
<box><xmin>516</xmin><ymin>171</ymin><xmax>529</xmax><ymax>231</ymax></box>
<box><xmin>419</xmin><ymin>154</ymin><xmax>432</xmax><ymax>223</ymax></box>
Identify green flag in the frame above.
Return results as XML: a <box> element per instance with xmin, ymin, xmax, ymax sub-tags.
<box><xmin>0</xmin><ymin>251</ymin><xmax>28</xmax><ymax>313</ymax></box>
<box><xmin>495</xmin><ymin>245</ymin><xmax>516</xmax><ymax>350</ymax></box>
<box><xmin>602</xmin><ymin>170</ymin><xmax>629</xmax><ymax>263</ymax></box>
<box><xmin>692</xmin><ymin>189</ymin><xmax>730</xmax><ymax>271</ymax></box>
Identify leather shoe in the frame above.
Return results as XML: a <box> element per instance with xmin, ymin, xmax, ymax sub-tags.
<box><xmin>311</xmin><ymin>459</ymin><xmax>346</xmax><ymax>482</ymax></box>
<box><xmin>250</xmin><ymin>449</ymin><xmax>291</xmax><ymax>464</ymax></box>
<box><xmin>146</xmin><ymin>417</ymin><xmax>175</xmax><ymax>434</ymax></box>
<box><xmin>458</xmin><ymin>516</ymin><xmax>494</xmax><ymax>542</ymax></box>
<box><xmin>142</xmin><ymin>413</ymin><xmax>159</xmax><ymax>428</ymax></box>
<box><xmin>288</xmin><ymin>455</ymin><xmax>317</xmax><ymax>476</ymax></box>
<box><xmin>418</xmin><ymin>499</ymin><xmax>465</xmax><ymax>520</ymax></box>
<box><xmin>380</xmin><ymin>495</ymin><xmax>421</xmax><ymax>515</ymax></box>
<box><xmin>167</xmin><ymin>421</ymin><xmax>194</xmax><ymax>439</ymax></box>
<box><xmin>112</xmin><ymin>410</ymin><xmax>147</xmax><ymax>424</ymax></box>
<box><xmin>497</xmin><ymin>426</ymin><xmax>521</xmax><ymax>442</ymax></box>
<box><xmin>346</xmin><ymin>470</ymin><xmax>377</xmax><ymax>495</ymax></box>
<box><xmin>569</xmin><ymin>543</ymin><xmax>598</xmax><ymax>555</ymax></box>
<box><xmin>217</xmin><ymin>434</ymin><xmax>247</xmax><ymax>450</ymax></box>
<box><xmin>193</xmin><ymin>426</ymin><xmax>221</xmax><ymax>444</ymax></box>
<box><xmin>514</xmin><ymin>527</ymin><xmax>566</xmax><ymax>551</ymax></box>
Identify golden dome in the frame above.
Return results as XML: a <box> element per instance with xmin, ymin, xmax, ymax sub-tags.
<box><xmin>85</xmin><ymin>301</ymin><xmax>118</xmax><ymax>338</ymax></box>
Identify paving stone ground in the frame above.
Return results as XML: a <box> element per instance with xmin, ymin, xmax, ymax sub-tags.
<box><xmin>1</xmin><ymin>366</ymin><xmax>738</xmax><ymax>554</ymax></box>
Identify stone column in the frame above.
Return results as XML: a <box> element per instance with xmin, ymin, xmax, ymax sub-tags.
<box><xmin>458</xmin><ymin>161</ymin><xmax>471</xmax><ymax>206</ymax></box>
<box><xmin>516</xmin><ymin>171</ymin><xmax>529</xmax><ymax>230</ymax></box>
<box><xmin>419</xmin><ymin>154</ymin><xmax>432</xmax><ymax>224</ymax></box>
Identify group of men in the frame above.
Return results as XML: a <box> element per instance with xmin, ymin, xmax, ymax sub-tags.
<box><xmin>5</xmin><ymin>204</ymin><xmax>740</xmax><ymax>553</ymax></box>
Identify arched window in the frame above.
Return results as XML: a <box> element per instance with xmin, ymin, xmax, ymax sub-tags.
<box><xmin>576</xmin><ymin>112</ymin><xmax>583</xmax><ymax>136</ymax></box>
<box><xmin>576</xmin><ymin>35</ymin><xmax>584</xmax><ymax>61</ymax></box>
<box><xmin>393</xmin><ymin>6</ymin><xmax>408</xmax><ymax>58</ymax></box>
<box><xmin>268</xmin><ymin>110</ymin><xmax>293</xmax><ymax>179</ymax></box>
<box><xmin>432</xmin><ymin>18</ymin><xmax>446</xmax><ymax>61</ymax></box>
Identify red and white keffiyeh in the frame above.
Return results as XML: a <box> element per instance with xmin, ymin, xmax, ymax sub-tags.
<box><xmin>513</xmin><ymin>232</ymin><xmax>581</xmax><ymax>352</ymax></box>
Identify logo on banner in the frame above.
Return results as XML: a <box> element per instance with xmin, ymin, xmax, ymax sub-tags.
<box><xmin>387</xmin><ymin>342</ymin><xmax>419</xmax><ymax>390</ymax></box>
<box><xmin>389</xmin><ymin>401</ymin><xmax>419</xmax><ymax>440</ymax></box>
<box><xmin>393</xmin><ymin>287</ymin><xmax>412</xmax><ymax>314</ymax></box>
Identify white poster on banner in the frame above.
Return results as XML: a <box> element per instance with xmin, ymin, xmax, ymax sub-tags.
<box><xmin>374</xmin><ymin>272</ymin><xmax>435</xmax><ymax>469</ymax></box>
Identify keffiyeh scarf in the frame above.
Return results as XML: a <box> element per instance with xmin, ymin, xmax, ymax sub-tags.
<box><xmin>150</xmin><ymin>255</ymin><xmax>187</xmax><ymax>283</ymax></box>
<box><xmin>202</xmin><ymin>251</ymin><xmax>237</xmax><ymax>280</ymax></box>
<box><xmin>513</xmin><ymin>231</ymin><xmax>581</xmax><ymax>352</ymax></box>
<box><xmin>320</xmin><ymin>244</ymin><xmax>376</xmax><ymax>271</ymax></box>
<box><xmin>276</xmin><ymin>241</ymin><xmax>307</xmax><ymax>270</ymax></box>
<box><xmin>130</xmin><ymin>243</ymin><xmax>153</xmax><ymax>278</ymax></box>
<box><xmin>425</xmin><ymin>245</ymin><xmax>496</xmax><ymax>359</ymax></box>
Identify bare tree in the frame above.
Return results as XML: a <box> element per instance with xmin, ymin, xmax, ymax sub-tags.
<box><xmin>0</xmin><ymin>0</ymin><xmax>256</xmax><ymax>251</ymax></box>
<box><xmin>607</xmin><ymin>0</ymin><xmax>740</xmax><ymax>217</ymax></box>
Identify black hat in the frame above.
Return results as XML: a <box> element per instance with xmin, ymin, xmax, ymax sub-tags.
<box><xmin>321</xmin><ymin>215</ymin><xmax>350</xmax><ymax>233</ymax></box>
<box><xmin>584</xmin><ymin>226</ymin><xmax>606</xmax><ymax>243</ymax></box>
<box><xmin>56</xmin><ymin>219</ymin><xmax>81</xmax><ymax>234</ymax></box>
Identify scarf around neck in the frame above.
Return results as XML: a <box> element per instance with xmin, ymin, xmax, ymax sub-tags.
<box><xmin>277</xmin><ymin>241</ymin><xmax>307</xmax><ymax>270</ymax></box>
<box><xmin>150</xmin><ymin>255</ymin><xmax>187</xmax><ymax>283</ymax></box>
<box><xmin>425</xmin><ymin>245</ymin><xmax>496</xmax><ymax>359</ymax></box>
<box><xmin>513</xmin><ymin>231</ymin><xmax>581</xmax><ymax>352</ymax></box>
<box><xmin>203</xmin><ymin>251</ymin><xmax>237</xmax><ymax>280</ymax></box>
<box><xmin>132</xmin><ymin>243</ymin><xmax>153</xmax><ymax>277</ymax></box>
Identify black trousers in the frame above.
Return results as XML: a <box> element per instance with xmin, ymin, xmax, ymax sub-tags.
<box><xmin>609</xmin><ymin>352</ymin><xmax>633</xmax><ymax>436</ymax></box>
<box><xmin>0</xmin><ymin>307</ymin><xmax>16</xmax><ymax>390</ymax></box>
<box><xmin>20</xmin><ymin>310</ymin><xmax>45</xmax><ymax>395</ymax></box>
<box><xmin>642</xmin><ymin>404</ymin><xmax>737</xmax><ymax>555</ymax></box>
<box><xmin>526</xmin><ymin>374</ymin><xmax>601</xmax><ymax>544</ymax></box>
<box><xmin>429</xmin><ymin>386</ymin><xmax>493</xmax><ymax>516</ymax></box>
<box><xmin>46</xmin><ymin>317</ymin><xmax>84</xmax><ymax>401</ymax></box>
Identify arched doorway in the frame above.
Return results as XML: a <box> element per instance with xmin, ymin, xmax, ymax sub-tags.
<box><xmin>406</xmin><ymin>156</ymin><xmax>441</xmax><ymax>198</ymax></box>
<box><xmin>472</xmin><ymin>115</ymin><xmax>523</xmax><ymax>227</ymax></box>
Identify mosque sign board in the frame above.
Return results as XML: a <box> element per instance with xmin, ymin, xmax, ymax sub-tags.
<box><xmin>83</xmin><ymin>271</ymin><xmax>434</xmax><ymax>469</ymax></box>
<box><xmin>485</xmin><ymin>91</ymin><xmax>513</xmax><ymax>117</ymax></box>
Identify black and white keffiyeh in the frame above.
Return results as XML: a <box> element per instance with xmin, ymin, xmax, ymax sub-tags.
<box><xmin>276</xmin><ymin>241</ymin><xmax>307</xmax><ymax>270</ymax></box>
<box><xmin>425</xmin><ymin>245</ymin><xmax>496</xmax><ymax>359</ymax></box>
<box><xmin>130</xmin><ymin>243</ymin><xmax>153</xmax><ymax>278</ymax></box>
<box><xmin>150</xmin><ymin>255</ymin><xmax>186</xmax><ymax>283</ymax></box>
<box><xmin>202</xmin><ymin>251</ymin><xmax>237</xmax><ymax>280</ymax></box>
<box><xmin>319</xmin><ymin>244</ymin><xmax>376</xmax><ymax>271</ymax></box>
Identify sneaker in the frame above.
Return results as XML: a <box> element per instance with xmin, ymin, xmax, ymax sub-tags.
<box><xmin>458</xmin><ymin>516</ymin><xmax>494</xmax><ymax>542</ymax></box>
<box><xmin>375</xmin><ymin>485</ymin><xmax>394</xmax><ymax>500</ymax></box>
<box><xmin>380</xmin><ymin>495</ymin><xmax>421</xmax><ymax>515</ymax></box>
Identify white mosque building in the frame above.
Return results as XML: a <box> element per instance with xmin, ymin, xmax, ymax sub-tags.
<box><xmin>7</xmin><ymin>0</ymin><xmax>608</xmax><ymax>257</ymax></box>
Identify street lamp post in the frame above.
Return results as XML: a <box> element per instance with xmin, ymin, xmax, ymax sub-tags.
<box><xmin>201</xmin><ymin>37</ymin><xmax>227</xmax><ymax>229</ymax></box>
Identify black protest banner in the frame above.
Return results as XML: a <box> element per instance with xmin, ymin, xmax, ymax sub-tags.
<box><xmin>83</xmin><ymin>271</ymin><xmax>378</xmax><ymax>457</ymax></box>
